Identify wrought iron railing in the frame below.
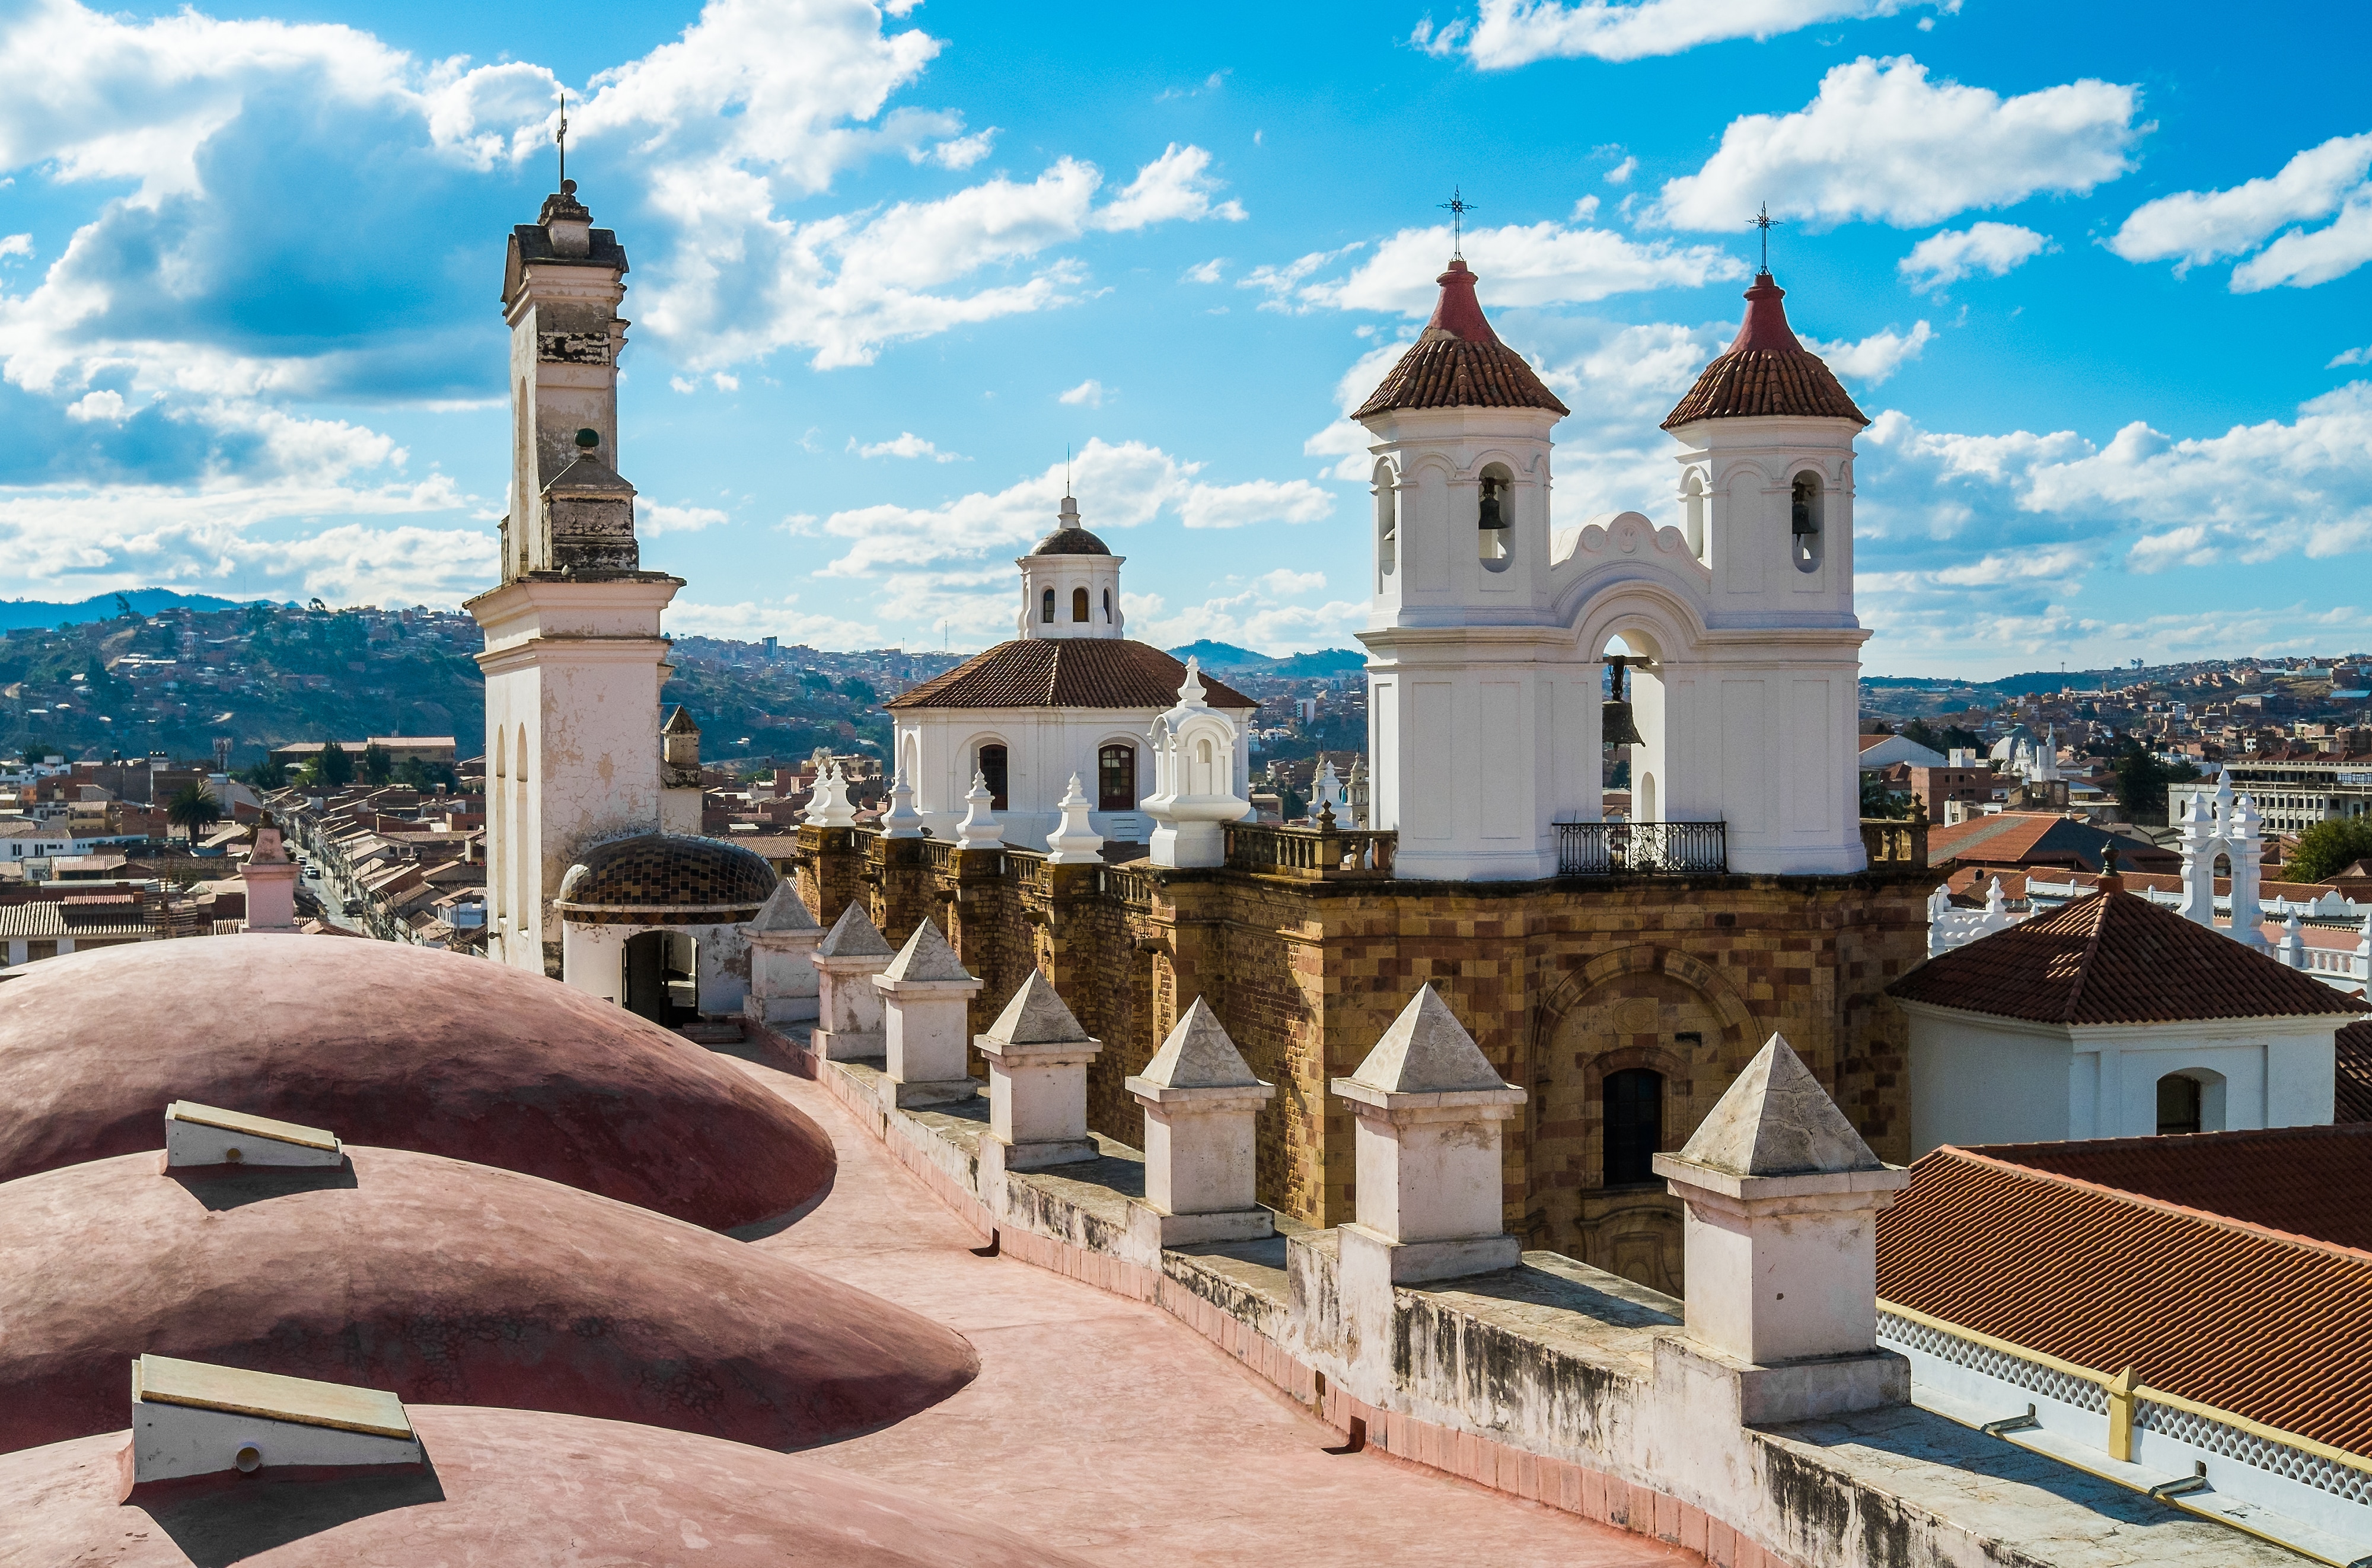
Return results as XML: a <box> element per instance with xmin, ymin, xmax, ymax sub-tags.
<box><xmin>1555</xmin><ymin>821</ymin><xmax>1726</xmax><ymax>877</ymax></box>
<box><xmin>1224</xmin><ymin>821</ymin><xmax>1396</xmax><ymax>879</ymax></box>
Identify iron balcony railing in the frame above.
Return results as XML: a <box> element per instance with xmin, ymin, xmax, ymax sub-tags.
<box><xmin>1555</xmin><ymin>820</ymin><xmax>1726</xmax><ymax>877</ymax></box>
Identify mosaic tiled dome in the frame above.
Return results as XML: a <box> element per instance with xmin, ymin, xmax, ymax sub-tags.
<box><xmin>555</xmin><ymin>832</ymin><xmax>778</xmax><ymax>925</ymax></box>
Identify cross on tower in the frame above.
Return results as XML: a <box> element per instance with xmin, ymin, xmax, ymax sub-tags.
<box><xmin>556</xmin><ymin>91</ymin><xmax>569</xmax><ymax>188</ymax></box>
<box><xmin>1748</xmin><ymin>200</ymin><xmax>1781</xmax><ymax>271</ymax></box>
<box><xmin>1439</xmin><ymin>187</ymin><xmax>1477</xmax><ymax>259</ymax></box>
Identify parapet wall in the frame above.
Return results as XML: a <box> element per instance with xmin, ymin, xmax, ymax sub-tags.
<box><xmin>767</xmin><ymin>1026</ymin><xmax>2284</xmax><ymax>1568</ymax></box>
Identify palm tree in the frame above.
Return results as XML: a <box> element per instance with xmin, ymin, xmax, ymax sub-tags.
<box><xmin>166</xmin><ymin>780</ymin><xmax>224</xmax><ymax>841</ymax></box>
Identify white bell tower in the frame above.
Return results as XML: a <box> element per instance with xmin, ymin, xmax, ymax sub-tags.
<box><xmin>468</xmin><ymin>175</ymin><xmax>683</xmax><ymax>976</ymax></box>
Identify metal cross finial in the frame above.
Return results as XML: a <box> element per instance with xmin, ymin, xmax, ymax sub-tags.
<box><xmin>1439</xmin><ymin>186</ymin><xmax>1477</xmax><ymax>259</ymax></box>
<box><xmin>1748</xmin><ymin>200</ymin><xmax>1781</xmax><ymax>271</ymax></box>
<box><xmin>556</xmin><ymin>91</ymin><xmax>569</xmax><ymax>188</ymax></box>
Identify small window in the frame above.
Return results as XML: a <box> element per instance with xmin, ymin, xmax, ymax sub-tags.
<box><xmin>1102</xmin><ymin>588</ymin><xmax>1112</xmax><ymax>624</ymax></box>
<box><xmin>1098</xmin><ymin>744</ymin><xmax>1136</xmax><ymax>811</ymax></box>
<box><xmin>1477</xmin><ymin>463</ymin><xmax>1513</xmax><ymax>572</ymax></box>
<box><xmin>2156</xmin><ymin>1073</ymin><xmax>2202</xmax><ymax>1136</ymax></box>
<box><xmin>1375</xmin><ymin>460</ymin><xmax>1397</xmax><ymax>583</ymax></box>
<box><xmin>978</xmin><ymin>743</ymin><xmax>1009</xmax><ymax>811</ymax></box>
<box><xmin>1040</xmin><ymin>588</ymin><xmax>1056</xmax><ymax>624</ymax></box>
<box><xmin>1603</xmin><ymin>1068</ymin><xmax>1663</xmax><ymax>1187</ymax></box>
<box><xmin>1072</xmin><ymin>586</ymin><xmax>1089</xmax><ymax>623</ymax></box>
<box><xmin>1682</xmin><ymin>470</ymin><xmax>1707</xmax><ymax>560</ymax></box>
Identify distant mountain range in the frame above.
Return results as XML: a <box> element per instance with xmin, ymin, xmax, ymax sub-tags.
<box><xmin>0</xmin><ymin>589</ymin><xmax>273</xmax><ymax>632</ymax></box>
<box><xmin>1166</xmin><ymin>640</ymin><xmax>1364</xmax><ymax>678</ymax></box>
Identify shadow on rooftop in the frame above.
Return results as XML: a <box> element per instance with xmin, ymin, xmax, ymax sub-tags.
<box><xmin>132</xmin><ymin>1458</ymin><xmax>445</xmax><ymax>1567</ymax></box>
<box><xmin>164</xmin><ymin>1159</ymin><xmax>361</xmax><ymax>1213</ymax></box>
<box><xmin>727</xmin><ymin>1162</ymin><xmax>837</xmax><ymax>1241</ymax></box>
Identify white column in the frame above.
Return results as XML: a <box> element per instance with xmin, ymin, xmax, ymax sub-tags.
<box><xmin>1127</xmin><ymin>997</ymin><xmax>1275</xmax><ymax>1245</ymax></box>
<box><xmin>872</xmin><ymin>919</ymin><xmax>983</xmax><ymax>1107</ymax></box>
<box><xmin>744</xmin><ymin>881</ymin><xmax>823</xmax><ymax>1025</ymax></box>
<box><xmin>2176</xmin><ymin>791</ymin><xmax>2217</xmax><ymax>926</ymax></box>
<box><xmin>2227</xmin><ymin>793</ymin><xmax>2268</xmax><ymax>951</ymax></box>
<box><xmin>810</xmin><ymin>902</ymin><xmax>895</xmax><ymax>1061</ymax></box>
<box><xmin>974</xmin><ymin>971</ymin><xmax>1103</xmax><ymax>1169</ymax></box>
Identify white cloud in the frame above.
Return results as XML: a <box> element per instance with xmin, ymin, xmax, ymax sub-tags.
<box><xmin>1652</xmin><ymin>57</ymin><xmax>2143</xmax><ymax>230</ymax></box>
<box><xmin>643</xmin><ymin>502</ymin><xmax>732</xmax><ymax>534</ymax></box>
<box><xmin>852</xmin><ymin>431</ymin><xmax>962</xmax><ymax>461</ymax></box>
<box><xmin>1058</xmin><ymin>378</ymin><xmax>1107</xmax><ymax>407</ymax></box>
<box><xmin>1182</xmin><ymin>257</ymin><xmax>1226</xmax><ymax>284</ymax></box>
<box><xmin>1603</xmin><ymin>157</ymin><xmax>1637</xmax><ymax>185</ymax></box>
<box><xmin>1127</xmin><ymin>581</ymin><xmax>1363</xmax><ymax>654</ymax></box>
<box><xmin>664</xmin><ymin>596</ymin><xmax>880</xmax><ymax>645</ymax></box>
<box><xmin>1417</xmin><ymin>0</ymin><xmax>1955</xmax><ymax>68</ymax></box>
<box><xmin>1256</xmin><ymin>221</ymin><xmax>1743</xmax><ymax>316</ymax></box>
<box><xmin>711</xmin><ymin>371</ymin><xmax>739</xmax><ymax>391</ymax></box>
<box><xmin>1176</xmin><ymin>478</ymin><xmax>1335</xmax><ymax>530</ymax></box>
<box><xmin>0</xmin><ymin>234</ymin><xmax>29</xmax><ymax>260</ymax></box>
<box><xmin>2332</xmin><ymin>346</ymin><xmax>2372</xmax><ymax>368</ymax></box>
<box><xmin>1090</xmin><ymin>143</ymin><xmax>1246</xmax><ymax>231</ymax></box>
<box><xmin>1898</xmin><ymin>222</ymin><xmax>2051</xmax><ymax>293</ymax></box>
<box><xmin>1802</xmin><ymin>320</ymin><xmax>1931</xmax><ymax>385</ymax></box>
<box><xmin>2109</xmin><ymin>133</ymin><xmax>2372</xmax><ymax>288</ymax></box>
<box><xmin>63</xmin><ymin>387</ymin><xmax>125</xmax><ymax>422</ymax></box>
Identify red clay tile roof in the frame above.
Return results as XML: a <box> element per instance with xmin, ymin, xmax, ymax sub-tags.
<box><xmin>1353</xmin><ymin>260</ymin><xmax>1570</xmax><ymax>422</ymax></box>
<box><xmin>884</xmin><ymin>639</ymin><xmax>1256</xmax><ymax>712</ymax></box>
<box><xmin>1926</xmin><ymin>811</ymin><xmax>2178</xmax><ymax>873</ymax></box>
<box><xmin>1976</xmin><ymin>1124</ymin><xmax>2372</xmax><ymax>1253</ymax></box>
<box><xmin>1888</xmin><ymin>886</ymin><xmax>2367</xmax><ymax>1025</ymax></box>
<box><xmin>1662</xmin><ymin>271</ymin><xmax>1868</xmax><ymax>430</ymax></box>
<box><xmin>2341</xmin><ymin>1022</ymin><xmax>2372</xmax><ymax>1124</ymax></box>
<box><xmin>1878</xmin><ymin>1143</ymin><xmax>2372</xmax><ymax>1453</ymax></box>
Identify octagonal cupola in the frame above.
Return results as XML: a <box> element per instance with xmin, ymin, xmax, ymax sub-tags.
<box><xmin>1016</xmin><ymin>494</ymin><xmax>1125</xmax><ymax>639</ymax></box>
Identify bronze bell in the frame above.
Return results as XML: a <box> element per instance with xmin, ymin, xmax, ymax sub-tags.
<box><xmin>1477</xmin><ymin>475</ymin><xmax>1510</xmax><ymax>530</ymax></box>
<box><xmin>1602</xmin><ymin>655</ymin><xmax>1645</xmax><ymax>747</ymax></box>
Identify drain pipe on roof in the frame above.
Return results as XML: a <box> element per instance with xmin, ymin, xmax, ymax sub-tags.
<box><xmin>1980</xmin><ymin>1404</ymin><xmax>2038</xmax><ymax>1436</ymax></box>
<box><xmin>2147</xmin><ymin>1462</ymin><xmax>2208</xmax><ymax>1502</ymax></box>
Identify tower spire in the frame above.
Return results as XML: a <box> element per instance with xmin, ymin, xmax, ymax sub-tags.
<box><xmin>1748</xmin><ymin>200</ymin><xmax>1781</xmax><ymax>272</ymax></box>
<box><xmin>1438</xmin><ymin>186</ymin><xmax>1476</xmax><ymax>260</ymax></box>
<box><xmin>556</xmin><ymin>91</ymin><xmax>568</xmax><ymax>189</ymax></box>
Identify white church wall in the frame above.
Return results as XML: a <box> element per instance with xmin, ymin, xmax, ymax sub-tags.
<box><xmin>1906</xmin><ymin>1005</ymin><xmax>2072</xmax><ymax>1157</ymax></box>
<box><xmin>900</xmin><ymin>706</ymin><xmax>1222</xmax><ymax>848</ymax></box>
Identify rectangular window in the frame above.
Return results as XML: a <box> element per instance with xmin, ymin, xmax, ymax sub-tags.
<box><xmin>1602</xmin><ymin>1068</ymin><xmax>1663</xmax><ymax>1187</ymax></box>
<box><xmin>978</xmin><ymin>744</ymin><xmax>1009</xmax><ymax>811</ymax></box>
<box><xmin>1098</xmin><ymin>744</ymin><xmax>1137</xmax><ymax>812</ymax></box>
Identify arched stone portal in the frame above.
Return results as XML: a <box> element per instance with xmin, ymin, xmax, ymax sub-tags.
<box><xmin>1526</xmin><ymin>945</ymin><xmax>1756</xmax><ymax>1295</ymax></box>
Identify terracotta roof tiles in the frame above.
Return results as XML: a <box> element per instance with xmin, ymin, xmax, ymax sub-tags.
<box><xmin>1352</xmin><ymin>260</ymin><xmax>1569</xmax><ymax>422</ymax></box>
<box><xmin>885</xmin><ymin>639</ymin><xmax>1255</xmax><ymax>712</ymax></box>
<box><xmin>2341</xmin><ymin>1021</ymin><xmax>2372</xmax><ymax>1123</ymax></box>
<box><xmin>1879</xmin><ymin>1142</ymin><xmax>2372</xmax><ymax>1454</ymax></box>
<box><xmin>1888</xmin><ymin>885</ymin><xmax>2365</xmax><ymax>1025</ymax></box>
<box><xmin>1662</xmin><ymin>271</ymin><xmax>1868</xmax><ymax>430</ymax></box>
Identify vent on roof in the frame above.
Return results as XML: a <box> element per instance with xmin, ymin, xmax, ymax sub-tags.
<box><xmin>165</xmin><ymin>1101</ymin><xmax>343</xmax><ymax>1168</ymax></box>
<box><xmin>130</xmin><ymin>1354</ymin><xmax>421</xmax><ymax>1485</ymax></box>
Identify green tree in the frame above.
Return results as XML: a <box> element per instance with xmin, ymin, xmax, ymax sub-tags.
<box><xmin>2287</xmin><ymin>819</ymin><xmax>2372</xmax><ymax>884</ymax></box>
<box><xmin>2109</xmin><ymin>740</ymin><xmax>2197</xmax><ymax>827</ymax></box>
<box><xmin>242</xmin><ymin>755</ymin><xmax>288</xmax><ymax>790</ymax></box>
<box><xmin>165</xmin><ymin>780</ymin><xmax>223</xmax><ymax>840</ymax></box>
<box><xmin>361</xmin><ymin>742</ymin><xmax>394</xmax><ymax>785</ymax></box>
<box><xmin>1900</xmin><ymin>718</ymin><xmax>1940</xmax><ymax>751</ymax></box>
<box><xmin>1861</xmin><ymin>770</ymin><xmax>1908</xmax><ymax>820</ymax></box>
<box><xmin>303</xmin><ymin>740</ymin><xmax>354</xmax><ymax>789</ymax></box>
<box><xmin>393</xmin><ymin>756</ymin><xmax>458</xmax><ymax>792</ymax></box>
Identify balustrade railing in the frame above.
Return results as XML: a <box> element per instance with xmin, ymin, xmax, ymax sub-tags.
<box><xmin>1224</xmin><ymin>821</ymin><xmax>1396</xmax><ymax>880</ymax></box>
<box><xmin>1555</xmin><ymin>821</ymin><xmax>1726</xmax><ymax>877</ymax></box>
<box><xmin>1860</xmin><ymin>815</ymin><xmax>1930</xmax><ymax>870</ymax></box>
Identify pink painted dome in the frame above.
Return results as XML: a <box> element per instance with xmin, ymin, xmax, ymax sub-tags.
<box><xmin>0</xmin><ymin>935</ymin><xmax>830</xmax><ymax>1229</ymax></box>
<box><xmin>0</xmin><ymin>1405</ymin><xmax>1096</xmax><ymax>1566</ymax></box>
<box><xmin>0</xmin><ymin>1146</ymin><xmax>977</xmax><ymax>1455</ymax></box>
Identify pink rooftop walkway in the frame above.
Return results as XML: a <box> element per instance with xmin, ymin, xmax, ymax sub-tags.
<box><xmin>725</xmin><ymin>1047</ymin><xmax>1691</xmax><ymax>1568</ymax></box>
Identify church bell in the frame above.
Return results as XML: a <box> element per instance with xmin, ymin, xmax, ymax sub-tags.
<box><xmin>1477</xmin><ymin>475</ymin><xmax>1510</xmax><ymax>530</ymax></box>
<box><xmin>1601</xmin><ymin>655</ymin><xmax>1644</xmax><ymax>748</ymax></box>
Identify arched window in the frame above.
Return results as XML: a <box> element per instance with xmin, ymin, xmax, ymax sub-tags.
<box><xmin>1790</xmin><ymin>471</ymin><xmax>1823</xmax><ymax>573</ymax></box>
<box><xmin>1477</xmin><ymin>463</ymin><xmax>1514</xmax><ymax>572</ymax></box>
<box><xmin>1192</xmin><ymin>737</ymin><xmax>1216</xmax><ymax>795</ymax></box>
<box><xmin>1040</xmin><ymin>588</ymin><xmax>1056</xmax><ymax>624</ymax></box>
<box><xmin>1098</xmin><ymin>744</ymin><xmax>1136</xmax><ymax>811</ymax></box>
<box><xmin>977</xmin><ymin>743</ymin><xmax>1009</xmax><ymax>810</ymax></box>
<box><xmin>1072</xmin><ymin>586</ymin><xmax>1089</xmax><ymax>623</ymax></box>
<box><xmin>2156</xmin><ymin>1073</ymin><xmax>2201</xmax><ymax>1136</ymax></box>
<box><xmin>1682</xmin><ymin>470</ymin><xmax>1707</xmax><ymax>560</ymax></box>
<box><xmin>1374</xmin><ymin>460</ymin><xmax>1398</xmax><ymax>583</ymax></box>
<box><xmin>1102</xmin><ymin>588</ymin><xmax>1112</xmax><ymax>624</ymax></box>
<box><xmin>1603</xmin><ymin>1068</ymin><xmax>1663</xmax><ymax>1187</ymax></box>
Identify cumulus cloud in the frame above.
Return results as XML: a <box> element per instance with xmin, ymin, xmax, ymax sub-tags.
<box><xmin>0</xmin><ymin>234</ymin><xmax>30</xmax><ymax>260</ymax></box>
<box><xmin>1652</xmin><ymin>57</ymin><xmax>2143</xmax><ymax>231</ymax></box>
<box><xmin>1417</xmin><ymin>0</ymin><xmax>1956</xmax><ymax>69</ymax></box>
<box><xmin>1898</xmin><ymin>222</ymin><xmax>2051</xmax><ymax>293</ymax></box>
<box><xmin>664</xmin><ymin>595</ymin><xmax>880</xmax><ymax>645</ymax></box>
<box><xmin>1090</xmin><ymin>143</ymin><xmax>1246</xmax><ymax>230</ymax></box>
<box><xmin>1058</xmin><ymin>379</ymin><xmax>1107</xmax><ymax>407</ymax></box>
<box><xmin>852</xmin><ymin>431</ymin><xmax>962</xmax><ymax>461</ymax></box>
<box><xmin>2109</xmin><ymin>133</ymin><xmax>2372</xmax><ymax>289</ymax></box>
<box><xmin>1181</xmin><ymin>257</ymin><xmax>1226</xmax><ymax>283</ymax></box>
<box><xmin>63</xmin><ymin>388</ymin><xmax>125</xmax><ymax>422</ymax></box>
<box><xmin>2332</xmin><ymin>345</ymin><xmax>2372</xmax><ymax>368</ymax></box>
<box><xmin>1251</xmin><ymin>221</ymin><xmax>1743</xmax><ymax>316</ymax></box>
<box><xmin>643</xmin><ymin>501</ymin><xmax>732</xmax><ymax>534</ymax></box>
<box><xmin>1802</xmin><ymin>321</ymin><xmax>1932</xmax><ymax>385</ymax></box>
<box><xmin>1177</xmin><ymin>478</ymin><xmax>1334</xmax><ymax>530</ymax></box>
<box><xmin>1128</xmin><ymin>580</ymin><xmax>1364</xmax><ymax>654</ymax></box>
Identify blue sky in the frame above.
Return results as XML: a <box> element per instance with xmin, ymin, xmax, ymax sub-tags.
<box><xmin>2</xmin><ymin>0</ymin><xmax>2369</xmax><ymax>677</ymax></box>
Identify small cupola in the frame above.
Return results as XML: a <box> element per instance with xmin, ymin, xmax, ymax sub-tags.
<box><xmin>1353</xmin><ymin>259</ymin><xmax>1571</xmax><ymax>422</ymax></box>
<box><xmin>1662</xmin><ymin>270</ymin><xmax>1869</xmax><ymax>430</ymax></box>
<box><xmin>1016</xmin><ymin>493</ymin><xmax>1125</xmax><ymax>640</ymax></box>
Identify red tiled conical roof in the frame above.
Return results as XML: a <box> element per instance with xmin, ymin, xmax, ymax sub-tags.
<box><xmin>1353</xmin><ymin>260</ymin><xmax>1570</xmax><ymax>422</ymax></box>
<box><xmin>1662</xmin><ymin>270</ymin><xmax>1867</xmax><ymax>430</ymax></box>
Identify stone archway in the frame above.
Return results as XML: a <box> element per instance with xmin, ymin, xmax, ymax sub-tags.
<box><xmin>1525</xmin><ymin>945</ymin><xmax>1758</xmax><ymax>1294</ymax></box>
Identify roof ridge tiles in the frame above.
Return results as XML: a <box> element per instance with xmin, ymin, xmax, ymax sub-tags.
<box><xmin>1943</xmin><ymin>1145</ymin><xmax>2372</xmax><ymax>1266</ymax></box>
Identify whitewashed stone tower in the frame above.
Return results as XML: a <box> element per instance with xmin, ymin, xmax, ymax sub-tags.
<box><xmin>468</xmin><ymin>178</ymin><xmax>682</xmax><ymax>974</ymax></box>
<box><xmin>1357</xmin><ymin>258</ymin><xmax>1872</xmax><ymax>879</ymax></box>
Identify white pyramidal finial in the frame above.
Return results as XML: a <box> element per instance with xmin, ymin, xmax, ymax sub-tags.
<box><xmin>1984</xmin><ymin>875</ymin><xmax>2006</xmax><ymax>917</ymax></box>
<box><xmin>1045</xmin><ymin>773</ymin><xmax>1104</xmax><ymax>865</ymax></box>
<box><xmin>1178</xmin><ymin>656</ymin><xmax>1207</xmax><ymax>708</ymax></box>
<box><xmin>955</xmin><ymin>769</ymin><xmax>1003</xmax><ymax>849</ymax></box>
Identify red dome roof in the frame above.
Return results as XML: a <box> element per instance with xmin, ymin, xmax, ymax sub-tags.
<box><xmin>0</xmin><ymin>936</ymin><xmax>831</xmax><ymax>1229</ymax></box>
<box><xmin>1661</xmin><ymin>270</ymin><xmax>1868</xmax><ymax>429</ymax></box>
<box><xmin>2</xmin><ymin>1405</ymin><xmax>1095</xmax><ymax>1566</ymax></box>
<box><xmin>0</xmin><ymin>1146</ymin><xmax>977</xmax><ymax>1454</ymax></box>
<box><xmin>1353</xmin><ymin>259</ymin><xmax>1569</xmax><ymax>422</ymax></box>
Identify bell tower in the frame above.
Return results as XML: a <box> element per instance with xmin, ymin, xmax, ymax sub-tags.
<box><xmin>468</xmin><ymin>174</ymin><xmax>683</xmax><ymax>976</ymax></box>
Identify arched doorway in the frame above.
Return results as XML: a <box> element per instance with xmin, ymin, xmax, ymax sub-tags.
<box><xmin>1528</xmin><ymin>966</ymin><xmax>1727</xmax><ymax>1295</ymax></box>
<box><xmin>623</xmin><ymin>929</ymin><xmax>699</xmax><ymax>1024</ymax></box>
